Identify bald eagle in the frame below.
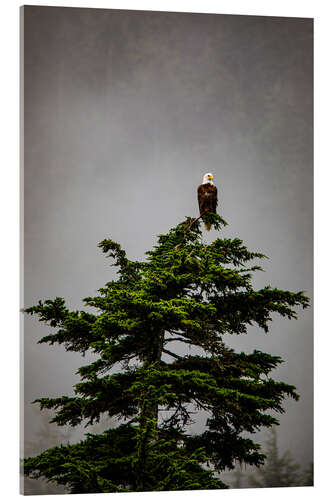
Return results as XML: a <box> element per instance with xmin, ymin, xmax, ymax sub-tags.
<box><xmin>197</xmin><ymin>173</ymin><xmax>218</xmax><ymax>231</ymax></box>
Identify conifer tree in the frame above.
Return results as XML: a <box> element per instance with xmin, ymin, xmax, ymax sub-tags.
<box><xmin>23</xmin><ymin>215</ymin><xmax>309</xmax><ymax>493</ymax></box>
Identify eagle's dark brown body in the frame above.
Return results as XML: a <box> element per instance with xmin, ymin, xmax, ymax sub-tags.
<box><xmin>197</xmin><ymin>183</ymin><xmax>218</xmax><ymax>215</ymax></box>
<box><xmin>197</xmin><ymin>182</ymin><xmax>218</xmax><ymax>230</ymax></box>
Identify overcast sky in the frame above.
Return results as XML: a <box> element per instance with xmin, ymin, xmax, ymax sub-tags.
<box><xmin>22</xmin><ymin>4</ymin><xmax>313</xmax><ymax>478</ymax></box>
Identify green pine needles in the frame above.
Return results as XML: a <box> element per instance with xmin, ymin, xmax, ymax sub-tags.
<box><xmin>23</xmin><ymin>215</ymin><xmax>309</xmax><ymax>493</ymax></box>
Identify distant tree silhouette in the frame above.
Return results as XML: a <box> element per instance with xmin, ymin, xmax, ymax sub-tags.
<box><xmin>23</xmin><ymin>408</ymin><xmax>114</xmax><ymax>494</ymax></box>
<box><xmin>23</xmin><ymin>408</ymin><xmax>73</xmax><ymax>494</ymax></box>
<box><xmin>229</xmin><ymin>465</ymin><xmax>246</xmax><ymax>489</ymax></box>
<box><xmin>247</xmin><ymin>427</ymin><xmax>311</xmax><ymax>488</ymax></box>
<box><xmin>301</xmin><ymin>462</ymin><xmax>314</xmax><ymax>486</ymax></box>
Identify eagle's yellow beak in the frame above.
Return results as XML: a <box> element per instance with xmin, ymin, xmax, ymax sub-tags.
<box><xmin>209</xmin><ymin>175</ymin><xmax>214</xmax><ymax>180</ymax></box>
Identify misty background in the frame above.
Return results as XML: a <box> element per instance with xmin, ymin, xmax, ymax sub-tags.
<box><xmin>22</xmin><ymin>5</ymin><xmax>313</xmax><ymax>490</ymax></box>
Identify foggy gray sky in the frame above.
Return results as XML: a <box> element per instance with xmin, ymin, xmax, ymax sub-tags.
<box><xmin>23</xmin><ymin>5</ymin><xmax>313</xmax><ymax>475</ymax></box>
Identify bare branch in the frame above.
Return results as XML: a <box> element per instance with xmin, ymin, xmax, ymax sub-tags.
<box><xmin>162</xmin><ymin>348</ymin><xmax>182</xmax><ymax>360</ymax></box>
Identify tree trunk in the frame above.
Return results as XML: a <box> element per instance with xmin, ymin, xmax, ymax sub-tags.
<box><xmin>136</xmin><ymin>329</ymin><xmax>165</xmax><ymax>491</ymax></box>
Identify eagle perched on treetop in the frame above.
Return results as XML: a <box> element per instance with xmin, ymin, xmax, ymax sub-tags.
<box><xmin>197</xmin><ymin>173</ymin><xmax>218</xmax><ymax>231</ymax></box>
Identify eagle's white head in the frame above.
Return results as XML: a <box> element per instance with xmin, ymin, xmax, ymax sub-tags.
<box><xmin>203</xmin><ymin>173</ymin><xmax>214</xmax><ymax>184</ymax></box>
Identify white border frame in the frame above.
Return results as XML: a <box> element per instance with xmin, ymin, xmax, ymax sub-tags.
<box><xmin>1</xmin><ymin>1</ymin><xmax>331</xmax><ymax>498</ymax></box>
